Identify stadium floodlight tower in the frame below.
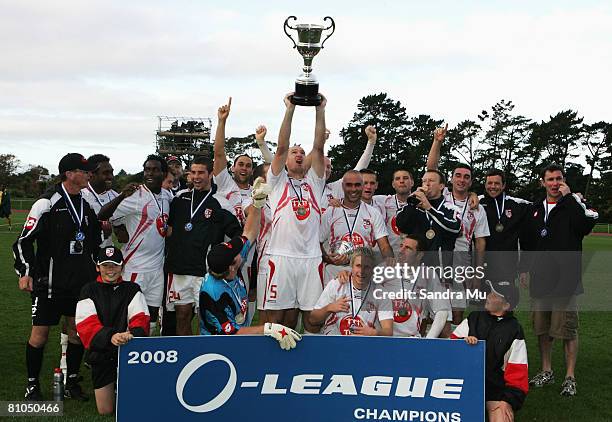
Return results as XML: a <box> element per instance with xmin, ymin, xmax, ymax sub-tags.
<box><xmin>155</xmin><ymin>116</ymin><xmax>213</xmax><ymax>163</ymax></box>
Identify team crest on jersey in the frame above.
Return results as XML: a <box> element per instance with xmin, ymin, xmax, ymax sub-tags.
<box><xmin>25</xmin><ymin>217</ymin><xmax>37</xmax><ymax>229</ymax></box>
<box><xmin>391</xmin><ymin>215</ymin><xmax>401</xmax><ymax>235</ymax></box>
<box><xmin>204</xmin><ymin>208</ymin><xmax>212</xmax><ymax>219</ymax></box>
<box><xmin>291</xmin><ymin>199</ymin><xmax>311</xmax><ymax>221</ymax></box>
<box><xmin>340</xmin><ymin>232</ymin><xmax>366</xmax><ymax>248</ymax></box>
<box><xmin>392</xmin><ymin>300</ymin><xmax>413</xmax><ymax>323</ymax></box>
<box><xmin>105</xmin><ymin>248</ymin><xmax>114</xmax><ymax>257</ymax></box>
<box><xmin>505</xmin><ymin>209</ymin><xmax>512</xmax><ymax>218</ymax></box>
<box><xmin>156</xmin><ymin>213</ymin><xmax>169</xmax><ymax>237</ymax></box>
<box><xmin>339</xmin><ymin>315</ymin><xmax>364</xmax><ymax>336</ymax></box>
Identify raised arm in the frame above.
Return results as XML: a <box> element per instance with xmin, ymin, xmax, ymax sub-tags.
<box><xmin>255</xmin><ymin>125</ymin><xmax>274</xmax><ymax>164</ymax></box>
<box><xmin>213</xmin><ymin>97</ymin><xmax>232</xmax><ymax>176</ymax></box>
<box><xmin>310</xmin><ymin>94</ymin><xmax>327</xmax><ymax>178</ymax></box>
<box><xmin>241</xmin><ymin>177</ymin><xmax>270</xmax><ymax>243</ymax></box>
<box><xmin>271</xmin><ymin>94</ymin><xmax>296</xmax><ymax>176</ymax></box>
<box><xmin>354</xmin><ymin>125</ymin><xmax>377</xmax><ymax>170</ymax></box>
<box><xmin>97</xmin><ymin>183</ymin><xmax>139</xmax><ymax>221</ymax></box>
<box><xmin>426</xmin><ymin>123</ymin><xmax>447</xmax><ymax>170</ymax></box>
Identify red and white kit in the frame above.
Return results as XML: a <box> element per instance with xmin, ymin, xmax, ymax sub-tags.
<box><xmin>314</xmin><ymin>278</ymin><xmax>393</xmax><ymax>336</ymax></box>
<box><xmin>320</xmin><ymin>201</ymin><xmax>387</xmax><ymax>284</ymax></box>
<box><xmin>111</xmin><ymin>186</ymin><xmax>173</xmax><ymax>307</ymax></box>
<box><xmin>263</xmin><ymin>167</ymin><xmax>325</xmax><ymax>311</ymax></box>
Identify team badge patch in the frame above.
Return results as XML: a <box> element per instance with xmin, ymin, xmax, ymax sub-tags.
<box><xmin>391</xmin><ymin>215</ymin><xmax>400</xmax><ymax>235</ymax></box>
<box><xmin>204</xmin><ymin>208</ymin><xmax>212</xmax><ymax>219</ymax></box>
<box><xmin>339</xmin><ymin>315</ymin><xmax>364</xmax><ymax>336</ymax></box>
<box><xmin>105</xmin><ymin>248</ymin><xmax>114</xmax><ymax>257</ymax></box>
<box><xmin>291</xmin><ymin>199</ymin><xmax>311</xmax><ymax>220</ymax></box>
<box><xmin>505</xmin><ymin>209</ymin><xmax>512</xmax><ymax>218</ymax></box>
<box><xmin>25</xmin><ymin>217</ymin><xmax>37</xmax><ymax>229</ymax></box>
<box><xmin>340</xmin><ymin>233</ymin><xmax>366</xmax><ymax>248</ymax></box>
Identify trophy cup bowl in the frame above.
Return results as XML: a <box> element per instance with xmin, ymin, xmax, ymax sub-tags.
<box><xmin>331</xmin><ymin>239</ymin><xmax>355</xmax><ymax>257</ymax></box>
<box><xmin>284</xmin><ymin>16</ymin><xmax>335</xmax><ymax>106</ymax></box>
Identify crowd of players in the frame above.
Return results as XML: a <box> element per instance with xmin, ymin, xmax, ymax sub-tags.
<box><xmin>12</xmin><ymin>93</ymin><xmax>598</xmax><ymax>420</ymax></box>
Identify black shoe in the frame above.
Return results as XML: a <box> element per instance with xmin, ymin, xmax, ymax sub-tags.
<box><xmin>65</xmin><ymin>379</ymin><xmax>89</xmax><ymax>401</ymax></box>
<box><xmin>25</xmin><ymin>384</ymin><xmax>43</xmax><ymax>401</ymax></box>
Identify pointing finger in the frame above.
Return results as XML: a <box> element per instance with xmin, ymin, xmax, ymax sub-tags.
<box><xmin>228</xmin><ymin>97</ymin><xmax>232</xmax><ymax>107</ymax></box>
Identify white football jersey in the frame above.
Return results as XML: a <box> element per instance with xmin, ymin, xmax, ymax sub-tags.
<box><xmin>266</xmin><ymin>168</ymin><xmax>325</xmax><ymax>258</ymax></box>
<box><xmin>214</xmin><ymin>168</ymin><xmax>252</xmax><ymax>225</ymax></box>
<box><xmin>81</xmin><ymin>186</ymin><xmax>119</xmax><ymax>214</ymax></box>
<box><xmin>110</xmin><ymin>186</ymin><xmax>173</xmax><ymax>273</ymax></box>
<box><xmin>314</xmin><ymin>278</ymin><xmax>393</xmax><ymax>336</ymax></box>
<box><xmin>381</xmin><ymin>269</ymin><xmax>450</xmax><ymax>337</ymax></box>
<box><xmin>320</xmin><ymin>179</ymin><xmax>344</xmax><ymax>214</ymax></box>
<box><xmin>443</xmin><ymin>188</ymin><xmax>490</xmax><ymax>251</ymax></box>
<box><xmin>320</xmin><ymin>201</ymin><xmax>388</xmax><ymax>251</ymax></box>
<box><xmin>82</xmin><ymin>186</ymin><xmax>119</xmax><ymax>247</ymax></box>
<box><xmin>374</xmin><ymin>194</ymin><xmax>408</xmax><ymax>253</ymax></box>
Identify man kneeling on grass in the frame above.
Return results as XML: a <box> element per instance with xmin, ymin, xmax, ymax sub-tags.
<box><xmin>451</xmin><ymin>280</ymin><xmax>528</xmax><ymax>421</ymax></box>
<box><xmin>75</xmin><ymin>247</ymin><xmax>150</xmax><ymax>415</ymax></box>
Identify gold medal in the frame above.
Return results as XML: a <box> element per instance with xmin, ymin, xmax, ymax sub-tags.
<box><xmin>297</xmin><ymin>205</ymin><xmax>307</xmax><ymax>216</ymax></box>
<box><xmin>425</xmin><ymin>229</ymin><xmax>436</xmax><ymax>240</ymax></box>
<box><xmin>495</xmin><ymin>223</ymin><xmax>504</xmax><ymax>233</ymax></box>
<box><xmin>235</xmin><ymin>312</ymin><xmax>245</xmax><ymax>325</ymax></box>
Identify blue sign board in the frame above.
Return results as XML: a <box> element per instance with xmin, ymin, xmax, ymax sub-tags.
<box><xmin>117</xmin><ymin>336</ymin><xmax>484</xmax><ymax>421</ymax></box>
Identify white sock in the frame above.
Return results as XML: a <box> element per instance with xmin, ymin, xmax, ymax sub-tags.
<box><xmin>60</xmin><ymin>333</ymin><xmax>68</xmax><ymax>379</ymax></box>
<box><xmin>247</xmin><ymin>301</ymin><xmax>256</xmax><ymax>326</ymax></box>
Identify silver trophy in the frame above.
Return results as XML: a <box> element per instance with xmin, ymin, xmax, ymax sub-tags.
<box><xmin>331</xmin><ymin>239</ymin><xmax>355</xmax><ymax>257</ymax></box>
<box><xmin>283</xmin><ymin>16</ymin><xmax>335</xmax><ymax>106</ymax></box>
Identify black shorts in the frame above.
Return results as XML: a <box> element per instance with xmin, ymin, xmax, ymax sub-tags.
<box><xmin>31</xmin><ymin>294</ymin><xmax>77</xmax><ymax>326</ymax></box>
<box><xmin>91</xmin><ymin>361</ymin><xmax>117</xmax><ymax>389</ymax></box>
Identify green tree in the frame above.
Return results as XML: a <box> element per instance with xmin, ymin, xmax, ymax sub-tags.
<box><xmin>0</xmin><ymin>154</ymin><xmax>20</xmax><ymax>186</ymax></box>
<box><xmin>582</xmin><ymin>121</ymin><xmax>611</xmax><ymax>197</ymax></box>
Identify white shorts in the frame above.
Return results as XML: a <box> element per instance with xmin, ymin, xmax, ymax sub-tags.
<box><xmin>125</xmin><ymin>270</ymin><xmax>164</xmax><ymax>308</ymax></box>
<box><xmin>262</xmin><ymin>255</ymin><xmax>324</xmax><ymax>311</ymax></box>
<box><xmin>166</xmin><ymin>273</ymin><xmax>203</xmax><ymax>310</ymax></box>
<box><xmin>450</xmin><ymin>251</ymin><xmax>471</xmax><ymax>309</ymax></box>
<box><xmin>256</xmin><ymin>256</ymin><xmax>269</xmax><ymax>311</ymax></box>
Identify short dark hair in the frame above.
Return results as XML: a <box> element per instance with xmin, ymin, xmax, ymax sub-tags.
<box><xmin>424</xmin><ymin>168</ymin><xmax>446</xmax><ymax>185</ymax></box>
<box><xmin>143</xmin><ymin>154</ymin><xmax>168</xmax><ymax>173</ymax></box>
<box><xmin>401</xmin><ymin>233</ymin><xmax>426</xmax><ymax>252</ymax></box>
<box><xmin>540</xmin><ymin>163</ymin><xmax>565</xmax><ymax>179</ymax></box>
<box><xmin>453</xmin><ymin>163</ymin><xmax>472</xmax><ymax>176</ymax></box>
<box><xmin>359</xmin><ymin>168</ymin><xmax>377</xmax><ymax>179</ymax></box>
<box><xmin>87</xmin><ymin>154</ymin><xmax>110</xmax><ymax>172</ymax></box>
<box><xmin>191</xmin><ymin>156</ymin><xmax>213</xmax><ymax>173</ymax></box>
<box><xmin>392</xmin><ymin>169</ymin><xmax>413</xmax><ymax>180</ymax></box>
<box><xmin>233</xmin><ymin>154</ymin><xmax>253</xmax><ymax>167</ymax></box>
<box><xmin>485</xmin><ymin>168</ymin><xmax>506</xmax><ymax>184</ymax></box>
<box><xmin>253</xmin><ymin>163</ymin><xmax>270</xmax><ymax>180</ymax></box>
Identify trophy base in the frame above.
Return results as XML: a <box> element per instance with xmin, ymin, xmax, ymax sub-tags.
<box><xmin>290</xmin><ymin>81</ymin><xmax>321</xmax><ymax>106</ymax></box>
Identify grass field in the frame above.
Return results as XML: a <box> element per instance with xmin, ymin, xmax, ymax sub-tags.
<box><xmin>1</xmin><ymin>211</ymin><xmax>611</xmax><ymax>421</ymax></box>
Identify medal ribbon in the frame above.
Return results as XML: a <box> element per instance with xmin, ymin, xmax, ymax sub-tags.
<box><xmin>349</xmin><ymin>275</ymin><xmax>372</xmax><ymax>319</ymax></box>
<box><xmin>425</xmin><ymin>199</ymin><xmax>446</xmax><ymax>229</ymax></box>
<box><xmin>60</xmin><ymin>184</ymin><xmax>84</xmax><ymax>232</ymax></box>
<box><xmin>142</xmin><ymin>185</ymin><xmax>164</xmax><ymax>217</ymax></box>
<box><xmin>394</xmin><ymin>194</ymin><xmax>407</xmax><ymax>215</ymax></box>
<box><xmin>189</xmin><ymin>189</ymin><xmax>212</xmax><ymax>223</ymax></box>
<box><xmin>87</xmin><ymin>183</ymin><xmax>105</xmax><ymax>208</ymax></box>
<box><xmin>494</xmin><ymin>193</ymin><xmax>506</xmax><ymax>225</ymax></box>
<box><xmin>341</xmin><ymin>201</ymin><xmax>361</xmax><ymax>241</ymax></box>
<box><xmin>288</xmin><ymin>177</ymin><xmax>304</xmax><ymax>203</ymax></box>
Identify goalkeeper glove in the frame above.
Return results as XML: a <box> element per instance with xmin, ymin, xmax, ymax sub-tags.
<box><xmin>251</xmin><ymin>177</ymin><xmax>271</xmax><ymax>209</ymax></box>
<box><xmin>264</xmin><ymin>323</ymin><xmax>302</xmax><ymax>350</ymax></box>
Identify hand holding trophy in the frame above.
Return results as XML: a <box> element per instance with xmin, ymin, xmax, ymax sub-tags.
<box><xmin>283</xmin><ymin>16</ymin><xmax>335</xmax><ymax>106</ymax></box>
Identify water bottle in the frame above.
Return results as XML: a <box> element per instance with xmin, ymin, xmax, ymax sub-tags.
<box><xmin>53</xmin><ymin>367</ymin><xmax>64</xmax><ymax>401</ymax></box>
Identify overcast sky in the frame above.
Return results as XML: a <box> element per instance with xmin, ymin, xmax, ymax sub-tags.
<box><xmin>1</xmin><ymin>0</ymin><xmax>611</xmax><ymax>174</ymax></box>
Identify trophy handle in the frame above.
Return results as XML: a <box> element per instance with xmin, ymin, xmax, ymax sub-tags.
<box><xmin>321</xmin><ymin>16</ymin><xmax>335</xmax><ymax>48</ymax></box>
<box><xmin>283</xmin><ymin>16</ymin><xmax>298</xmax><ymax>49</ymax></box>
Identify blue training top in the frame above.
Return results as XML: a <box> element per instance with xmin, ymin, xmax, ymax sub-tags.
<box><xmin>199</xmin><ymin>240</ymin><xmax>250</xmax><ymax>335</ymax></box>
